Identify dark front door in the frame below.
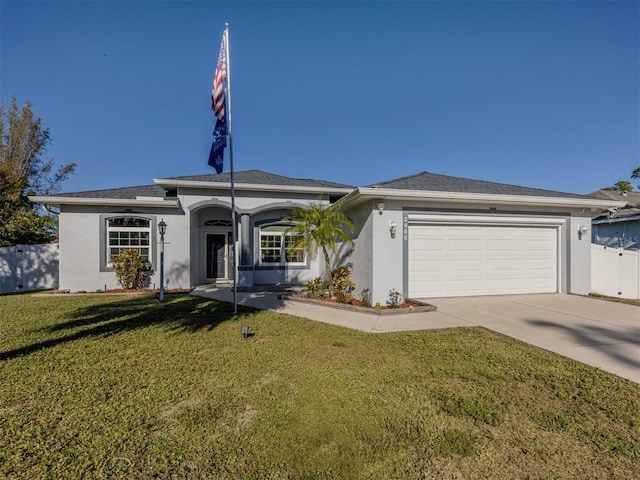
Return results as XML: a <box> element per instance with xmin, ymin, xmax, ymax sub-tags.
<box><xmin>206</xmin><ymin>233</ymin><xmax>227</xmax><ymax>281</ymax></box>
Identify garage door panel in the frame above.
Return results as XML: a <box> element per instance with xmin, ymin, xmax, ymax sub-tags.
<box><xmin>487</xmin><ymin>258</ymin><xmax>521</xmax><ymax>272</ymax></box>
<box><xmin>448</xmin><ymin>239</ymin><xmax>484</xmax><ymax>252</ymax></box>
<box><xmin>487</xmin><ymin>239</ymin><xmax>521</xmax><ymax>251</ymax></box>
<box><xmin>408</xmin><ymin>224</ymin><xmax>558</xmax><ymax>298</ymax></box>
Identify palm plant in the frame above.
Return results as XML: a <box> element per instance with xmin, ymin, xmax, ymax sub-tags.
<box><xmin>285</xmin><ymin>201</ymin><xmax>354</xmax><ymax>297</ymax></box>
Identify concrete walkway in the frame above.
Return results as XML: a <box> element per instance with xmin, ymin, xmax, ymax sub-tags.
<box><xmin>192</xmin><ymin>286</ymin><xmax>640</xmax><ymax>383</ymax></box>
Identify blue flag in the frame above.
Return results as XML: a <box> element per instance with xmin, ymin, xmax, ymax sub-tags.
<box><xmin>208</xmin><ymin>119</ymin><xmax>227</xmax><ymax>174</ymax></box>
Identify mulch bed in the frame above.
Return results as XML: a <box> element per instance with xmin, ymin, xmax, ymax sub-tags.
<box><xmin>279</xmin><ymin>294</ymin><xmax>437</xmax><ymax>315</ymax></box>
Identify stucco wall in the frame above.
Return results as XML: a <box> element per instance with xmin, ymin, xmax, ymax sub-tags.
<box><xmin>59</xmin><ymin>205</ymin><xmax>186</xmax><ymax>292</ymax></box>
<box><xmin>371</xmin><ymin>201</ymin><xmax>405</xmax><ymax>305</ymax></box>
<box><xmin>346</xmin><ymin>201</ymin><xmax>374</xmax><ymax>297</ymax></box>
<box><xmin>567</xmin><ymin>213</ymin><xmax>594</xmax><ymax>295</ymax></box>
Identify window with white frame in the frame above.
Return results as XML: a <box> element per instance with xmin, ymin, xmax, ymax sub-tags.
<box><xmin>107</xmin><ymin>217</ymin><xmax>151</xmax><ymax>263</ymax></box>
<box><xmin>259</xmin><ymin>225</ymin><xmax>305</xmax><ymax>265</ymax></box>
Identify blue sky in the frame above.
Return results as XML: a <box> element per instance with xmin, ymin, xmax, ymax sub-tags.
<box><xmin>1</xmin><ymin>0</ymin><xmax>638</xmax><ymax>195</ymax></box>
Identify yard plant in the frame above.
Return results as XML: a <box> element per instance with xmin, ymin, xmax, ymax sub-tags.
<box><xmin>111</xmin><ymin>248</ymin><xmax>151</xmax><ymax>290</ymax></box>
<box><xmin>285</xmin><ymin>201</ymin><xmax>354</xmax><ymax>297</ymax></box>
<box><xmin>1</xmin><ymin>293</ymin><xmax>638</xmax><ymax>479</ymax></box>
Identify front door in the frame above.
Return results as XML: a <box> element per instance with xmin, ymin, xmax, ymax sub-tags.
<box><xmin>205</xmin><ymin>233</ymin><xmax>227</xmax><ymax>281</ymax></box>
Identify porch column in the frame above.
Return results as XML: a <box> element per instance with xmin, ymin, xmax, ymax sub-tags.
<box><xmin>240</xmin><ymin>214</ymin><xmax>251</xmax><ymax>265</ymax></box>
<box><xmin>238</xmin><ymin>213</ymin><xmax>254</xmax><ymax>287</ymax></box>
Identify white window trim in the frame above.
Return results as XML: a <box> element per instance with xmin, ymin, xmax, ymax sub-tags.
<box><xmin>106</xmin><ymin>217</ymin><xmax>152</xmax><ymax>266</ymax></box>
<box><xmin>258</xmin><ymin>224</ymin><xmax>306</xmax><ymax>266</ymax></box>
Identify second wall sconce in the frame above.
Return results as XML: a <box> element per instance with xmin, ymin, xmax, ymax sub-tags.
<box><xmin>389</xmin><ymin>220</ymin><xmax>397</xmax><ymax>238</ymax></box>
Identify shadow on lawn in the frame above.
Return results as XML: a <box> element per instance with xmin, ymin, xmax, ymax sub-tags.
<box><xmin>0</xmin><ymin>294</ymin><xmax>255</xmax><ymax>361</ymax></box>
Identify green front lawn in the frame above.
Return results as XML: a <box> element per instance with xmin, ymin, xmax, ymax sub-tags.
<box><xmin>1</xmin><ymin>294</ymin><xmax>638</xmax><ymax>479</ymax></box>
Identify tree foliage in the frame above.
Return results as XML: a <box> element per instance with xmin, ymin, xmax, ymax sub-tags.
<box><xmin>0</xmin><ymin>96</ymin><xmax>76</xmax><ymax>246</ymax></box>
<box><xmin>602</xmin><ymin>180</ymin><xmax>634</xmax><ymax>192</ymax></box>
<box><xmin>285</xmin><ymin>201</ymin><xmax>354</xmax><ymax>296</ymax></box>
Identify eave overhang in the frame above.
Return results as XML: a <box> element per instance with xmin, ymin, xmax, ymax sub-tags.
<box><xmin>28</xmin><ymin>195</ymin><xmax>179</xmax><ymax>208</ymax></box>
<box><xmin>338</xmin><ymin>187</ymin><xmax>627</xmax><ymax>211</ymax></box>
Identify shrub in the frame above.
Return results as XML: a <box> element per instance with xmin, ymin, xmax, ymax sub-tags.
<box><xmin>332</xmin><ymin>266</ymin><xmax>355</xmax><ymax>303</ymax></box>
<box><xmin>111</xmin><ymin>249</ymin><xmax>151</xmax><ymax>290</ymax></box>
<box><xmin>304</xmin><ymin>277</ymin><xmax>328</xmax><ymax>298</ymax></box>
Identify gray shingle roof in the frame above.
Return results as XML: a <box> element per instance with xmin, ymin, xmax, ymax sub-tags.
<box><xmin>52</xmin><ymin>184</ymin><xmax>167</xmax><ymax>199</ymax></box>
<box><xmin>161</xmin><ymin>170</ymin><xmax>354</xmax><ymax>189</ymax></box>
<box><xmin>590</xmin><ymin>190</ymin><xmax>640</xmax><ymax>220</ymax></box>
<box><xmin>370</xmin><ymin>171</ymin><xmax>594</xmax><ymax>199</ymax></box>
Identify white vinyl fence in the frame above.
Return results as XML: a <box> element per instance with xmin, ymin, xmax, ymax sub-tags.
<box><xmin>0</xmin><ymin>243</ymin><xmax>59</xmax><ymax>295</ymax></box>
<box><xmin>591</xmin><ymin>244</ymin><xmax>640</xmax><ymax>300</ymax></box>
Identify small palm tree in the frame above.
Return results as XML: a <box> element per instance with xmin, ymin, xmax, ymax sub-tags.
<box><xmin>285</xmin><ymin>201</ymin><xmax>354</xmax><ymax>297</ymax></box>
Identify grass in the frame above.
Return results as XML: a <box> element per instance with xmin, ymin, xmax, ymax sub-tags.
<box><xmin>1</xmin><ymin>293</ymin><xmax>639</xmax><ymax>479</ymax></box>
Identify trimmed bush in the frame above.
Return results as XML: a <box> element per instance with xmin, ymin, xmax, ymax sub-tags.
<box><xmin>111</xmin><ymin>249</ymin><xmax>151</xmax><ymax>290</ymax></box>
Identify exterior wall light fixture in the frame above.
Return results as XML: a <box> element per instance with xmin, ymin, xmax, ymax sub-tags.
<box><xmin>389</xmin><ymin>220</ymin><xmax>397</xmax><ymax>238</ymax></box>
<box><xmin>577</xmin><ymin>225</ymin><xmax>588</xmax><ymax>240</ymax></box>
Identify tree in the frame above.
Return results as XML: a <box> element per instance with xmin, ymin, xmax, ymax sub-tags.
<box><xmin>285</xmin><ymin>201</ymin><xmax>355</xmax><ymax>297</ymax></box>
<box><xmin>0</xmin><ymin>97</ymin><xmax>76</xmax><ymax>246</ymax></box>
<box><xmin>602</xmin><ymin>180</ymin><xmax>634</xmax><ymax>192</ymax></box>
<box><xmin>632</xmin><ymin>167</ymin><xmax>640</xmax><ymax>179</ymax></box>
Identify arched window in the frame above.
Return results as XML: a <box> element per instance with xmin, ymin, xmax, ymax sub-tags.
<box><xmin>204</xmin><ymin>219</ymin><xmax>232</xmax><ymax>227</ymax></box>
<box><xmin>259</xmin><ymin>224</ymin><xmax>305</xmax><ymax>265</ymax></box>
<box><xmin>107</xmin><ymin>216</ymin><xmax>151</xmax><ymax>263</ymax></box>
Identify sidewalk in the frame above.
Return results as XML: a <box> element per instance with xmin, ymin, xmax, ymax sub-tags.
<box><xmin>191</xmin><ymin>285</ymin><xmax>470</xmax><ymax>333</ymax></box>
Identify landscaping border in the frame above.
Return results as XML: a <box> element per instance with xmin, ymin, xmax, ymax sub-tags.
<box><xmin>278</xmin><ymin>294</ymin><xmax>437</xmax><ymax>316</ymax></box>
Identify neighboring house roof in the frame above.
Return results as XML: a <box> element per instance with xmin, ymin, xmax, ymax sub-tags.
<box><xmin>341</xmin><ymin>171</ymin><xmax>626</xmax><ymax>210</ymax></box>
<box><xmin>589</xmin><ymin>189</ymin><xmax>640</xmax><ymax>224</ymax></box>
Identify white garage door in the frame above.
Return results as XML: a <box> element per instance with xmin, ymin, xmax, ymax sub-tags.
<box><xmin>408</xmin><ymin>224</ymin><xmax>558</xmax><ymax>298</ymax></box>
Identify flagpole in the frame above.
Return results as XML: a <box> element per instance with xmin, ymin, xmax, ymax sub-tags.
<box><xmin>224</xmin><ymin>23</ymin><xmax>238</xmax><ymax>314</ymax></box>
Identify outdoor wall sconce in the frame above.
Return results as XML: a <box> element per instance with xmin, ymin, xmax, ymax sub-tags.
<box><xmin>376</xmin><ymin>201</ymin><xmax>385</xmax><ymax>214</ymax></box>
<box><xmin>389</xmin><ymin>220</ymin><xmax>397</xmax><ymax>238</ymax></box>
<box><xmin>577</xmin><ymin>225</ymin><xmax>588</xmax><ymax>240</ymax></box>
<box><xmin>158</xmin><ymin>219</ymin><xmax>167</xmax><ymax>302</ymax></box>
<box><xmin>241</xmin><ymin>325</ymin><xmax>250</xmax><ymax>339</ymax></box>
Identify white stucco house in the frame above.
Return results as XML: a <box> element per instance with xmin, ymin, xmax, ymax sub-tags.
<box><xmin>30</xmin><ymin>170</ymin><xmax>623</xmax><ymax>304</ymax></box>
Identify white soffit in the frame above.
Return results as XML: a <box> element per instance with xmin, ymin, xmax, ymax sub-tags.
<box><xmin>342</xmin><ymin>187</ymin><xmax>627</xmax><ymax>210</ymax></box>
<box><xmin>28</xmin><ymin>196</ymin><xmax>179</xmax><ymax>208</ymax></box>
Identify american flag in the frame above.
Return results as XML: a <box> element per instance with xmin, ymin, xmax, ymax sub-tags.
<box><xmin>211</xmin><ymin>35</ymin><xmax>227</xmax><ymax>123</ymax></box>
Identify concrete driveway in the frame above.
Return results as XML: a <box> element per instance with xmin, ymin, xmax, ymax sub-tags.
<box><xmin>425</xmin><ymin>294</ymin><xmax>640</xmax><ymax>384</ymax></box>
